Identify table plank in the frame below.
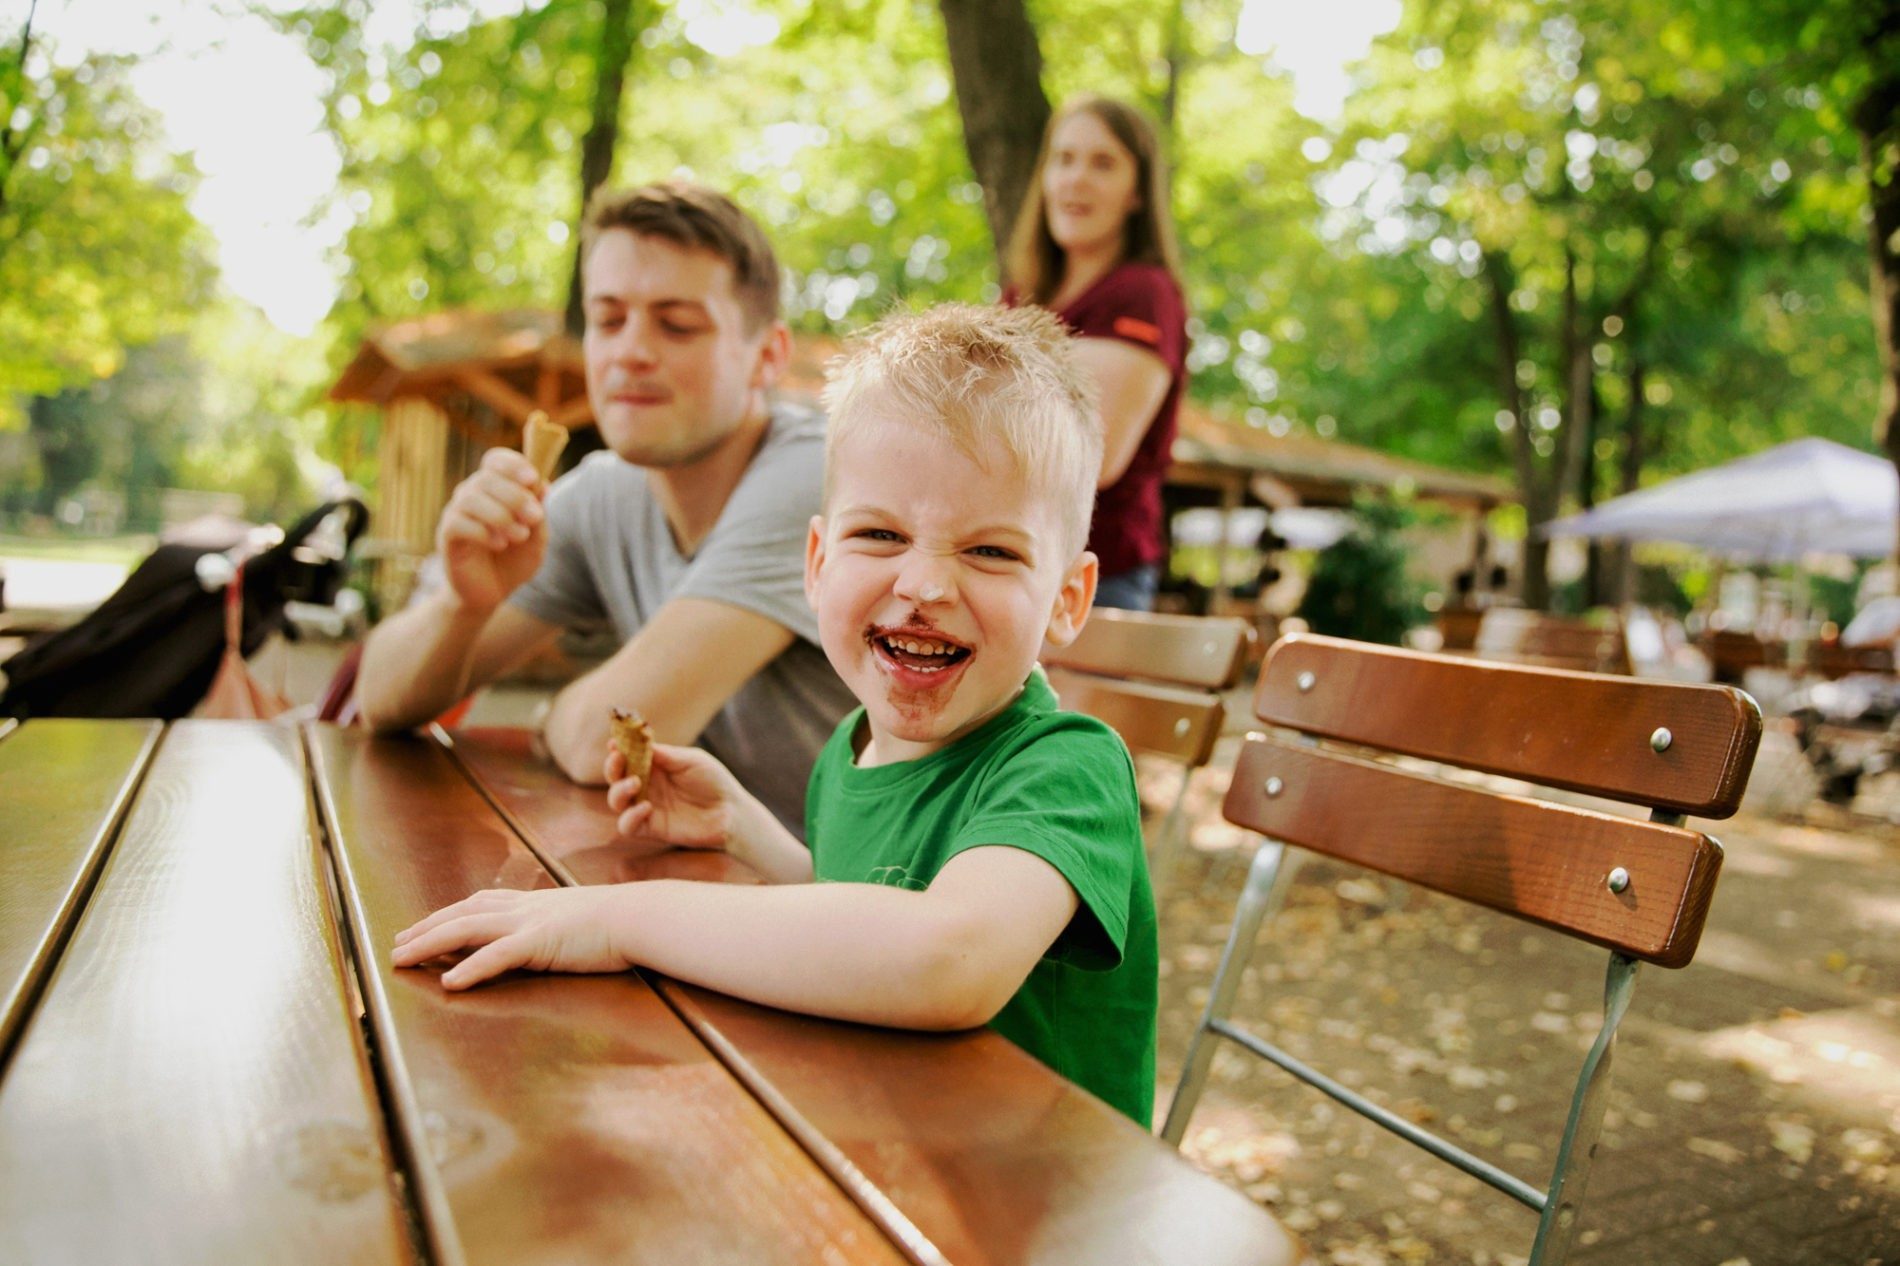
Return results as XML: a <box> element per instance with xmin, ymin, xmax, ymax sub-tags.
<box><xmin>449</xmin><ymin>727</ymin><xmax>1310</xmax><ymax>1266</ymax></box>
<box><xmin>310</xmin><ymin>724</ymin><xmax>906</xmax><ymax>1266</ymax></box>
<box><xmin>0</xmin><ymin>722</ymin><xmax>414</xmax><ymax>1265</ymax></box>
<box><xmin>0</xmin><ymin>717</ymin><xmax>161</xmax><ymax>1060</ymax></box>
<box><xmin>449</xmin><ymin>728</ymin><xmax>765</xmax><ymax>885</ymax></box>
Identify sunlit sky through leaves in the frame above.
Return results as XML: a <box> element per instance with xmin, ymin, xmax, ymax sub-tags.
<box><xmin>44</xmin><ymin>0</ymin><xmax>1394</xmax><ymax>336</ymax></box>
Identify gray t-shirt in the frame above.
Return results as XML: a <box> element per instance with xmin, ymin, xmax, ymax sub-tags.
<box><xmin>510</xmin><ymin>403</ymin><xmax>855</xmax><ymax>836</ymax></box>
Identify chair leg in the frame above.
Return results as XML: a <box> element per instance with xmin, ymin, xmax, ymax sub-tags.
<box><xmin>1528</xmin><ymin>951</ymin><xmax>1640</xmax><ymax>1266</ymax></box>
<box><xmin>1160</xmin><ymin>838</ymin><xmax>1288</xmax><ymax>1145</ymax></box>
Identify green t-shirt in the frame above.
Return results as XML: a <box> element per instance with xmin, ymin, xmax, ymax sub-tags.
<box><xmin>805</xmin><ymin>669</ymin><xmax>1159</xmax><ymax>1125</ymax></box>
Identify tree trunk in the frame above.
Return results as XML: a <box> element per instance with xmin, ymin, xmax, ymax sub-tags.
<box><xmin>0</xmin><ymin>0</ymin><xmax>41</xmax><ymax>230</ymax></box>
<box><xmin>1860</xmin><ymin>4</ymin><xmax>1900</xmax><ymax>547</ymax></box>
<box><xmin>938</xmin><ymin>0</ymin><xmax>1051</xmax><ymax>262</ymax></box>
<box><xmin>1606</xmin><ymin>350</ymin><xmax>1648</xmax><ymax>605</ymax></box>
<box><xmin>1555</xmin><ymin>247</ymin><xmax>1595</xmax><ymax>610</ymax></box>
<box><xmin>1161</xmin><ymin>0</ymin><xmax>1186</xmax><ymax>150</ymax></box>
<box><xmin>564</xmin><ymin>0</ymin><xmax>638</xmax><ymax>337</ymax></box>
<box><xmin>1485</xmin><ymin>252</ymin><xmax>1547</xmax><ymax>608</ymax></box>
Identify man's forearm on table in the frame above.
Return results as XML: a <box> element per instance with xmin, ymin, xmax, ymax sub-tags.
<box><xmin>357</xmin><ymin>593</ymin><xmax>494</xmax><ymax>731</ymax></box>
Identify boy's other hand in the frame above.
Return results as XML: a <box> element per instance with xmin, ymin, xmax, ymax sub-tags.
<box><xmin>605</xmin><ymin>743</ymin><xmax>737</xmax><ymax>850</ymax></box>
<box><xmin>391</xmin><ymin>887</ymin><xmax>632</xmax><ymax>990</ymax></box>
<box><xmin>437</xmin><ymin>447</ymin><xmax>549</xmax><ymax>612</ymax></box>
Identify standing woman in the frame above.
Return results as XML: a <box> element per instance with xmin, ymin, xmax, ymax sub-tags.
<box><xmin>1006</xmin><ymin>95</ymin><xmax>1188</xmax><ymax>612</ymax></box>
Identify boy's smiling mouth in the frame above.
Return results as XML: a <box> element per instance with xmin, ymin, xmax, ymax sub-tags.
<box><xmin>867</xmin><ymin>624</ymin><xmax>973</xmax><ymax>677</ymax></box>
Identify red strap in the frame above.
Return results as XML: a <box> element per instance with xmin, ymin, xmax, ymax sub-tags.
<box><xmin>225</xmin><ymin>563</ymin><xmax>244</xmax><ymax>652</ymax></box>
<box><xmin>1112</xmin><ymin>315</ymin><xmax>1161</xmax><ymax>346</ymax></box>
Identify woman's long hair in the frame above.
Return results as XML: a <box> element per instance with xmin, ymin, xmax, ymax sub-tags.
<box><xmin>1004</xmin><ymin>95</ymin><xmax>1182</xmax><ymax>307</ymax></box>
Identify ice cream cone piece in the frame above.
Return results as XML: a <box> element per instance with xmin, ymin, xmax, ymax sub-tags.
<box><xmin>523</xmin><ymin>411</ymin><xmax>568</xmax><ymax>481</ymax></box>
<box><xmin>610</xmin><ymin>708</ymin><xmax>654</xmax><ymax>799</ymax></box>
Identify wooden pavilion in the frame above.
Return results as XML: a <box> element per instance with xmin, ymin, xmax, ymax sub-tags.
<box><xmin>330</xmin><ymin>312</ymin><xmax>1512</xmax><ymax>612</ymax></box>
<box><xmin>329</xmin><ymin>309</ymin><xmax>594</xmax><ymax>560</ymax></box>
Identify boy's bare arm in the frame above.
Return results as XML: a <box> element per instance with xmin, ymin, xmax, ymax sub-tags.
<box><xmin>541</xmin><ymin>597</ymin><xmax>797</xmax><ymax>785</ymax></box>
<box><xmin>392</xmin><ymin>846</ymin><xmax>1079</xmax><ymax>1030</ymax></box>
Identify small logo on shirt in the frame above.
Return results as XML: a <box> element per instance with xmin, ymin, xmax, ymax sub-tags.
<box><xmin>866</xmin><ymin>865</ymin><xmax>927</xmax><ymax>891</ymax></box>
<box><xmin>1112</xmin><ymin>316</ymin><xmax>1161</xmax><ymax>346</ymax></box>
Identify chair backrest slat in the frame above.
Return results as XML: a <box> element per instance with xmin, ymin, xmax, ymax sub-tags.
<box><xmin>1044</xmin><ymin>609</ymin><xmax>1253</xmax><ymax>690</ymax></box>
<box><xmin>1224</xmin><ymin>735</ymin><xmax>1724</xmax><ymax>967</ymax></box>
<box><xmin>1256</xmin><ymin>634</ymin><xmax>1761</xmax><ymax>817</ymax></box>
<box><xmin>1046</xmin><ymin>668</ymin><xmax>1224</xmax><ymax>764</ymax></box>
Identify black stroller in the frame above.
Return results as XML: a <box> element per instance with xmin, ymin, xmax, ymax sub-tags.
<box><xmin>0</xmin><ymin>499</ymin><xmax>368</xmax><ymax>721</ymax></box>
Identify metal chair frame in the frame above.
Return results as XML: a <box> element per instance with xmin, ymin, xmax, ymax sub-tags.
<box><xmin>1162</xmin><ymin>634</ymin><xmax>1760</xmax><ymax>1266</ymax></box>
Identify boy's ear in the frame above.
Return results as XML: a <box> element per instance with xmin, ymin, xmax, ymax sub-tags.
<box><xmin>803</xmin><ymin>515</ymin><xmax>827</xmax><ymax>611</ymax></box>
<box><xmin>1042</xmin><ymin>550</ymin><xmax>1098</xmax><ymax>649</ymax></box>
<box><xmin>751</xmin><ymin>322</ymin><xmax>792</xmax><ymax>394</ymax></box>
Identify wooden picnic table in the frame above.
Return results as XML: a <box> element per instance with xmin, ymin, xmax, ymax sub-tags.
<box><xmin>0</xmin><ymin>718</ymin><xmax>1306</xmax><ymax>1265</ymax></box>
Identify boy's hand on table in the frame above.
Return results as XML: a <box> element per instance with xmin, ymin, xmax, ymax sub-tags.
<box><xmin>392</xmin><ymin>887</ymin><xmax>635</xmax><ymax>989</ymax></box>
<box><xmin>605</xmin><ymin>743</ymin><xmax>738</xmax><ymax>850</ymax></box>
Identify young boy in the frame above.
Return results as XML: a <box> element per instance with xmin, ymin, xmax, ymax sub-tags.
<box><xmin>393</xmin><ymin>304</ymin><xmax>1158</xmax><ymax>1124</ymax></box>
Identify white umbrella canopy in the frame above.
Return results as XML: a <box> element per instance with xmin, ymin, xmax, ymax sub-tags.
<box><xmin>1543</xmin><ymin>437</ymin><xmax>1898</xmax><ymax>561</ymax></box>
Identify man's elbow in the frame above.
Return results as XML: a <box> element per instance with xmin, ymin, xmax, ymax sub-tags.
<box><xmin>352</xmin><ymin>667</ymin><xmax>416</xmax><ymax>734</ymax></box>
<box><xmin>542</xmin><ymin>702</ymin><xmax>608</xmax><ymax>785</ymax></box>
<box><xmin>356</xmin><ymin>700</ymin><xmax>409</xmax><ymax>734</ymax></box>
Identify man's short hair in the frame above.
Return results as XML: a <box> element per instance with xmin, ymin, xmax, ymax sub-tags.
<box><xmin>821</xmin><ymin>303</ymin><xmax>1102</xmax><ymax>557</ymax></box>
<box><xmin>582</xmin><ymin>181</ymin><xmax>781</xmax><ymax>331</ymax></box>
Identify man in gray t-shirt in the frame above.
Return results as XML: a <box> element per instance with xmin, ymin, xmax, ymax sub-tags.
<box><xmin>509</xmin><ymin>404</ymin><xmax>851</xmax><ymax>831</ymax></box>
<box><xmin>356</xmin><ymin>182</ymin><xmax>852</xmax><ymax>833</ymax></box>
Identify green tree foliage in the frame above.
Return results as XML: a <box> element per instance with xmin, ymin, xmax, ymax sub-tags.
<box><xmin>1321</xmin><ymin>0</ymin><xmax>1877</xmax><ymax>603</ymax></box>
<box><xmin>272</xmin><ymin>0</ymin><xmax>1001</xmax><ymax>350</ymax></box>
<box><xmin>4</xmin><ymin>0</ymin><xmax>1886</xmax><ymax>592</ymax></box>
<box><xmin>1678</xmin><ymin>0</ymin><xmax>1899</xmax><ymax>468</ymax></box>
<box><xmin>0</xmin><ymin>23</ymin><xmax>214</xmax><ymax>427</ymax></box>
<box><xmin>15</xmin><ymin>300</ymin><xmax>339</xmax><ymax>527</ymax></box>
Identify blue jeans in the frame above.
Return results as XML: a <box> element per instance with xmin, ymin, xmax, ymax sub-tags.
<box><xmin>1093</xmin><ymin>564</ymin><xmax>1159</xmax><ymax>613</ymax></box>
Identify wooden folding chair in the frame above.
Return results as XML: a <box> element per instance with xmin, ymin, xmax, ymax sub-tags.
<box><xmin>1162</xmin><ymin>632</ymin><xmax>1762</xmax><ymax>1265</ymax></box>
<box><xmin>1042</xmin><ymin>609</ymin><xmax>1254</xmax><ymax>886</ymax></box>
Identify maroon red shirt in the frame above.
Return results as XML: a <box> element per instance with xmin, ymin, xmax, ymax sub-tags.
<box><xmin>1011</xmin><ymin>262</ymin><xmax>1189</xmax><ymax>576</ymax></box>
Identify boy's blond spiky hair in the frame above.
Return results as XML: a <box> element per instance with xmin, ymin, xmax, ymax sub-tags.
<box><xmin>821</xmin><ymin>303</ymin><xmax>1102</xmax><ymax>556</ymax></box>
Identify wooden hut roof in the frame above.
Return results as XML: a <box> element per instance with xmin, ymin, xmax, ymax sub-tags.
<box><xmin>330</xmin><ymin>308</ymin><xmax>592</xmax><ymax>429</ymax></box>
<box><xmin>1170</xmin><ymin>409</ymin><xmax>1513</xmax><ymax>511</ymax></box>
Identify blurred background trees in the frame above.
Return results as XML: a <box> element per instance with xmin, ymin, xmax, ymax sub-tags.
<box><xmin>0</xmin><ymin>0</ymin><xmax>1888</xmax><ymax>603</ymax></box>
